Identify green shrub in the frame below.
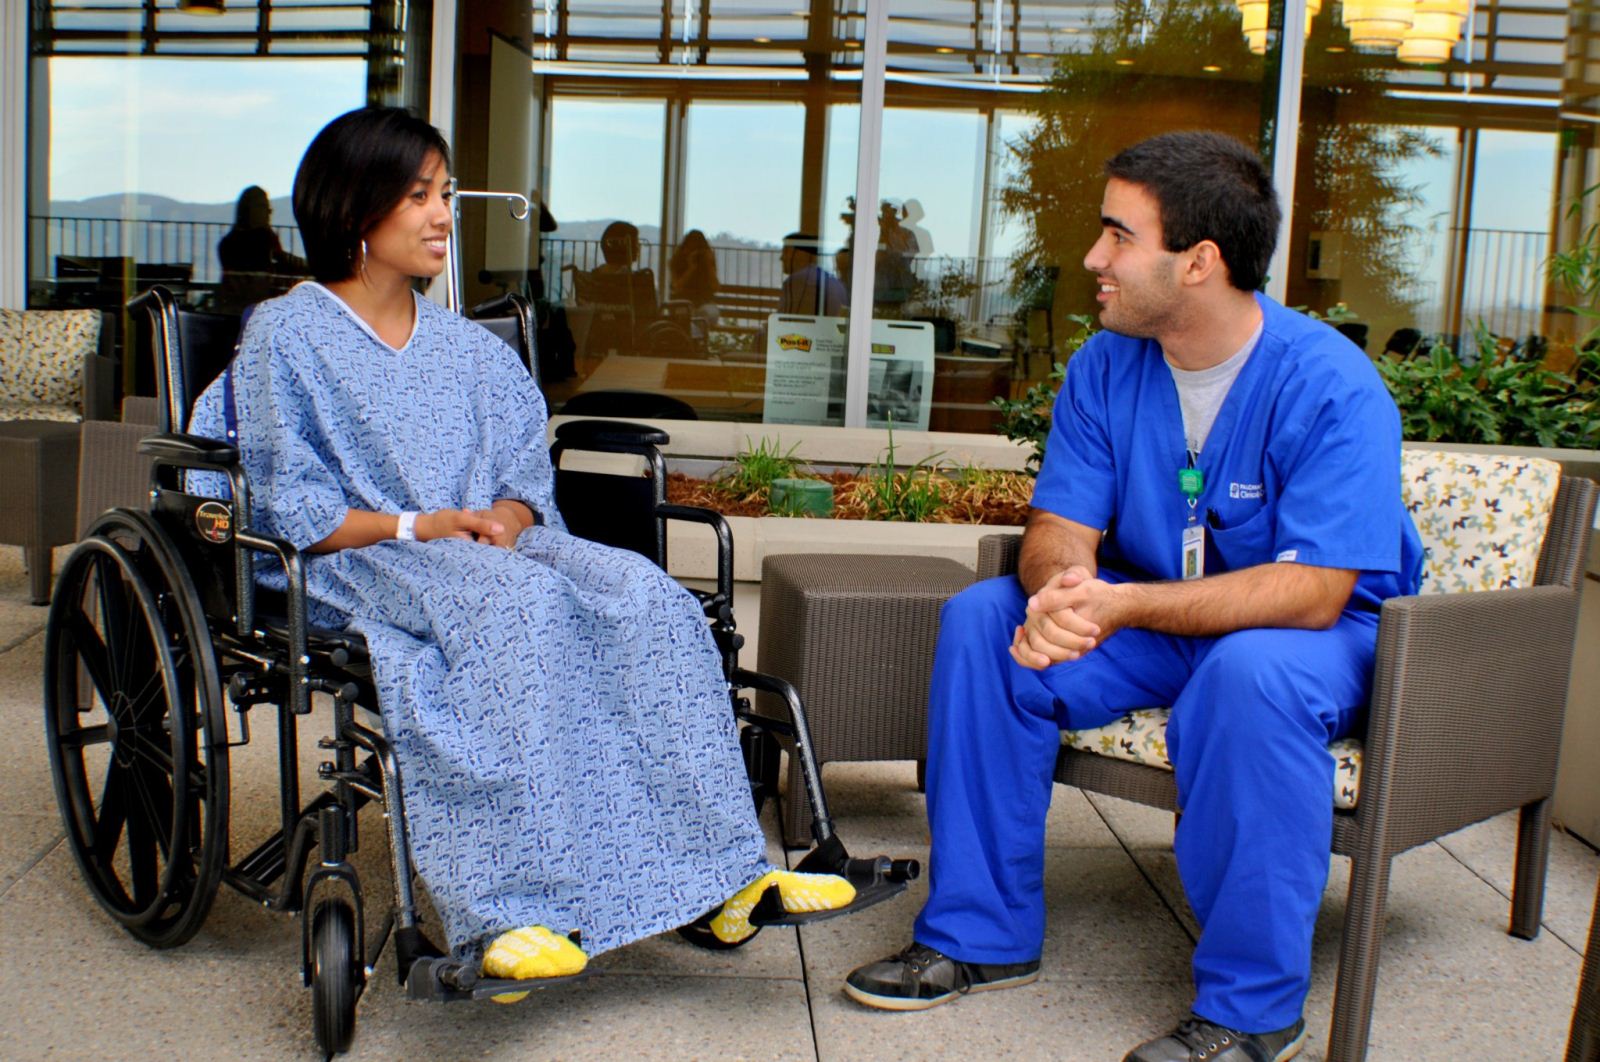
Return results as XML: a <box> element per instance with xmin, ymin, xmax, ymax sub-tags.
<box><xmin>861</xmin><ymin>418</ymin><xmax>947</xmax><ymax>522</ymax></box>
<box><xmin>1376</xmin><ymin>325</ymin><xmax>1599</xmax><ymax>449</ymax></box>
<box><xmin>713</xmin><ymin>437</ymin><xmax>805</xmax><ymax>503</ymax></box>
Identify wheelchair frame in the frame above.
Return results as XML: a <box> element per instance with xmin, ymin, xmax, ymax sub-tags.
<box><xmin>43</xmin><ymin>286</ymin><xmax>917</xmax><ymax>1056</ymax></box>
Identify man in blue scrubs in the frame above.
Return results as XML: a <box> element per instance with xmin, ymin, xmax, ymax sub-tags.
<box><xmin>843</xmin><ymin>132</ymin><xmax>1423</xmax><ymax>1062</ymax></box>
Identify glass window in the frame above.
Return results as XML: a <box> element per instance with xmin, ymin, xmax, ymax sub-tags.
<box><xmin>27</xmin><ymin>1</ymin><xmax>428</xmax><ymax>399</ymax></box>
<box><xmin>1287</xmin><ymin>1</ymin><xmax>1568</xmax><ymax>359</ymax></box>
<box><xmin>454</xmin><ymin>2</ymin><xmax>868</xmax><ymax>424</ymax></box>
<box><xmin>881</xmin><ymin>0</ymin><xmax>1280</xmax><ymax>431</ymax></box>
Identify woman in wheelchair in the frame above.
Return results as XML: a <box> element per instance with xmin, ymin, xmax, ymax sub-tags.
<box><xmin>186</xmin><ymin>107</ymin><xmax>854</xmax><ymax>989</ymax></box>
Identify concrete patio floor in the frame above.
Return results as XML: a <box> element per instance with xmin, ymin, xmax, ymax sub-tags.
<box><xmin>1</xmin><ymin>545</ymin><xmax>1593</xmax><ymax>1061</ymax></box>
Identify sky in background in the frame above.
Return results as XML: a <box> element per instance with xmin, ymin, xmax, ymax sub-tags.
<box><xmin>47</xmin><ymin>57</ymin><xmax>366</xmax><ymax>205</ymax></box>
<box><xmin>45</xmin><ymin>56</ymin><xmax>1558</xmax><ymax>301</ymax></box>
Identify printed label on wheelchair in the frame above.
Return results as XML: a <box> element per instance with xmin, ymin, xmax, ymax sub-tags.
<box><xmin>194</xmin><ymin>499</ymin><xmax>233</xmax><ymax>544</ymax></box>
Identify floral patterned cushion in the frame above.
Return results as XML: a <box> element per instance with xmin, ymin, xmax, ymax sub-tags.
<box><xmin>1059</xmin><ymin>450</ymin><xmax>1562</xmax><ymax>810</ymax></box>
<box><xmin>0</xmin><ymin>398</ymin><xmax>81</xmax><ymax>423</ymax></box>
<box><xmin>1402</xmin><ymin>449</ymin><xmax>1561</xmax><ymax>594</ymax></box>
<box><xmin>1063</xmin><ymin>709</ymin><xmax>1364</xmax><ymax>810</ymax></box>
<box><xmin>0</xmin><ymin>308</ymin><xmax>101</xmax><ymax>420</ymax></box>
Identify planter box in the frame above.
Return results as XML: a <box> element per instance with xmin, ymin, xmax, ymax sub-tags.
<box><xmin>549</xmin><ymin>415</ymin><xmax>1031</xmax><ymax>583</ymax></box>
<box><xmin>666</xmin><ymin>513</ymin><xmax>1016</xmax><ymax>582</ymax></box>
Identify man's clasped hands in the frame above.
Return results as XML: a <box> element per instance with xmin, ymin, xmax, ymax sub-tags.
<box><xmin>1010</xmin><ymin>567</ymin><xmax>1129</xmax><ymax>671</ymax></box>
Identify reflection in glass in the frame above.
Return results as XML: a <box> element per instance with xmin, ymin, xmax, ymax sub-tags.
<box><xmin>884</xmin><ymin>0</ymin><xmax>1275</xmax><ymax>431</ymax></box>
<box><xmin>1289</xmin><ymin>0</ymin><xmax>1569</xmax><ymax>362</ymax></box>
<box><xmin>459</xmin><ymin>2</ymin><xmax>868</xmax><ymax>423</ymax></box>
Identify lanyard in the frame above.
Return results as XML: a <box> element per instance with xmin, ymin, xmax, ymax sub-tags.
<box><xmin>1178</xmin><ymin>450</ymin><xmax>1203</xmax><ymax>525</ymax></box>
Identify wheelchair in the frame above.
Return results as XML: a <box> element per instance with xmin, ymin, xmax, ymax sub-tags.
<box><xmin>43</xmin><ymin>285</ymin><xmax>918</xmax><ymax>1056</ymax></box>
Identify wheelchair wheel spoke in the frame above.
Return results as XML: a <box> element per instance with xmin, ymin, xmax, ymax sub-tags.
<box><xmin>125</xmin><ymin>784</ymin><xmax>160</xmax><ymax>908</ymax></box>
<box><xmin>92</xmin><ymin>760</ymin><xmax>131</xmax><ymax>866</ymax></box>
<box><xmin>68</xmin><ymin>612</ymin><xmax>116</xmax><ymax>710</ymax></box>
<box><xmin>125</xmin><ymin>729</ymin><xmax>176</xmax><ymax>778</ymax></box>
<box><xmin>93</xmin><ymin>556</ymin><xmax>132</xmax><ymax>693</ymax></box>
<box><xmin>121</xmin><ymin>660</ymin><xmax>171</xmax><ymax>726</ymax></box>
<box><xmin>59</xmin><ymin>724</ymin><xmax>111</xmax><ymax>750</ymax></box>
<box><xmin>127</xmin><ymin>755</ymin><xmax>174</xmax><ymax>864</ymax></box>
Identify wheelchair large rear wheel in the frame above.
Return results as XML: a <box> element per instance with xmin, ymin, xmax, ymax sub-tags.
<box><xmin>43</xmin><ymin>509</ymin><xmax>229</xmax><ymax>949</ymax></box>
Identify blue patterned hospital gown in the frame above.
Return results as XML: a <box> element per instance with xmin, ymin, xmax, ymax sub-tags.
<box><xmin>188</xmin><ymin>282</ymin><xmax>770</xmax><ymax>958</ymax></box>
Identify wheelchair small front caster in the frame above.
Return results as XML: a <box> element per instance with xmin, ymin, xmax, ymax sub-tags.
<box><xmin>312</xmin><ymin>899</ymin><xmax>361</xmax><ymax>1055</ymax></box>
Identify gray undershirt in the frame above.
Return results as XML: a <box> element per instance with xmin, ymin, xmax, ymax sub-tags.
<box><xmin>1167</xmin><ymin>320</ymin><xmax>1263</xmax><ymax>456</ymax></box>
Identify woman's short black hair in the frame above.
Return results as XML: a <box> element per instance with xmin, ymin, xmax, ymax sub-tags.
<box><xmin>291</xmin><ymin>107</ymin><xmax>452</xmax><ymax>283</ymax></box>
<box><xmin>1103</xmin><ymin>132</ymin><xmax>1280</xmax><ymax>292</ymax></box>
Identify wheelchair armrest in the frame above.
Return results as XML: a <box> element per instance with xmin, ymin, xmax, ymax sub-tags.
<box><xmin>657</xmin><ymin>503</ymin><xmax>734</xmax><ymax>609</ymax></box>
<box><xmin>139</xmin><ymin>431</ymin><xmax>239</xmax><ymax>469</ymax></box>
<box><xmin>553</xmin><ymin>418</ymin><xmax>670</xmax><ymax>449</ymax></box>
<box><xmin>1363</xmin><ymin>585</ymin><xmax>1581</xmax><ymax>848</ymax></box>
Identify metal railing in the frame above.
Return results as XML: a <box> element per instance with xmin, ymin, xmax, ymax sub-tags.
<box><xmin>538</xmin><ymin>236</ymin><xmax>1021</xmax><ymax>325</ymax></box>
<box><xmin>1456</xmin><ymin>227</ymin><xmax>1549</xmax><ymax>341</ymax></box>
<box><xmin>30</xmin><ymin>214</ymin><xmax>307</xmax><ymax>287</ymax></box>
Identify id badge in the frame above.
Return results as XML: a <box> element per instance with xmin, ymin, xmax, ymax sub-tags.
<box><xmin>1181</xmin><ymin>523</ymin><xmax>1205</xmax><ymax>580</ymax></box>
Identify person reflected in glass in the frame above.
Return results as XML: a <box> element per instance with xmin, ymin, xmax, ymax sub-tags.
<box><xmin>187</xmin><ymin>107</ymin><xmax>855</xmax><ymax>992</ymax></box>
<box><xmin>779</xmin><ymin>232</ymin><xmax>848</xmax><ymax>317</ymax></box>
<box><xmin>580</xmin><ymin>220</ymin><xmax>656</xmax><ymax>353</ymax></box>
<box><xmin>874</xmin><ymin>199</ymin><xmax>919</xmax><ymax>310</ymax></box>
<box><xmin>214</xmin><ymin>185</ymin><xmax>306</xmax><ymax>312</ymax></box>
<box><xmin>669</xmin><ymin>228</ymin><xmax>720</xmax><ymax>326</ymax></box>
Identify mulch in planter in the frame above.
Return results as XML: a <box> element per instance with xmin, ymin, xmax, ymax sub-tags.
<box><xmin>664</xmin><ymin>471</ymin><xmax>1030</xmax><ymax>525</ymax></box>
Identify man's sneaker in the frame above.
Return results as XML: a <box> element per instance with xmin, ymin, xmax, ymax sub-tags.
<box><xmin>843</xmin><ymin>942</ymin><xmax>1040</xmax><ymax>1011</ymax></box>
<box><xmin>1124</xmin><ymin>1015</ymin><xmax>1307</xmax><ymax>1062</ymax></box>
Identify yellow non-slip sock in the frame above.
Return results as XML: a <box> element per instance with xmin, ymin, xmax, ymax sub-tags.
<box><xmin>709</xmin><ymin>869</ymin><xmax>857</xmax><ymax>944</ymax></box>
<box><xmin>481</xmin><ymin>925</ymin><xmax>588</xmax><ymax>1003</ymax></box>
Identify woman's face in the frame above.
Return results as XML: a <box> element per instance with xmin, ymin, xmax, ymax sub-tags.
<box><xmin>361</xmin><ymin>150</ymin><xmax>453</xmax><ymax>281</ymax></box>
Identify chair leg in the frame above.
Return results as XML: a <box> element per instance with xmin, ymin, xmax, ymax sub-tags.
<box><xmin>1511</xmin><ymin>798</ymin><xmax>1551</xmax><ymax>941</ymax></box>
<box><xmin>1328</xmin><ymin>852</ymin><xmax>1394</xmax><ymax>1062</ymax></box>
<box><xmin>26</xmin><ymin>543</ymin><xmax>53</xmax><ymax>605</ymax></box>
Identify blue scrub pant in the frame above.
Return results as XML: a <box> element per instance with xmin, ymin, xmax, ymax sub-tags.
<box><xmin>912</xmin><ymin>574</ymin><xmax>1379</xmax><ymax>1033</ymax></box>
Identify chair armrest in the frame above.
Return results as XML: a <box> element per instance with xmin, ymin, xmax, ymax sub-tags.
<box><xmin>82</xmin><ymin>351</ymin><xmax>117</xmax><ymax>421</ymax></box>
<box><xmin>1361</xmin><ymin>585</ymin><xmax>1583</xmax><ymax>852</ymax></box>
<box><xmin>121</xmin><ymin>396</ymin><xmax>160</xmax><ymax>426</ymax></box>
<box><xmin>977</xmin><ymin>532</ymin><xmax>1024</xmax><ymax>580</ymax></box>
<box><xmin>76</xmin><ymin>420</ymin><xmax>158</xmax><ymax>537</ymax></box>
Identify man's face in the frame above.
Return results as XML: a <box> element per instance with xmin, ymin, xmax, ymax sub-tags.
<box><xmin>1082</xmin><ymin>178</ymin><xmax>1184</xmax><ymax>337</ymax></box>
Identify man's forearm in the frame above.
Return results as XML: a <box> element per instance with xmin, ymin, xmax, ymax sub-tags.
<box><xmin>1112</xmin><ymin>562</ymin><xmax>1358</xmax><ymax>636</ymax></box>
<box><xmin>1018</xmin><ymin>509</ymin><xmax>1099</xmax><ymax>596</ymax></box>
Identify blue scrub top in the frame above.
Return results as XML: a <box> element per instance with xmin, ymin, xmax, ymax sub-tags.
<box><xmin>1031</xmin><ymin>293</ymin><xmax>1423</xmax><ymax>612</ymax></box>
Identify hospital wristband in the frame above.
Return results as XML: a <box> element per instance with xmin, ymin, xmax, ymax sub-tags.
<box><xmin>395</xmin><ymin>511</ymin><xmax>420</xmax><ymax>541</ymax></box>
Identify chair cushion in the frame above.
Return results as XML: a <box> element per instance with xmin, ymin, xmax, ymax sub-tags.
<box><xmin>1063</xmin><ymin>708</ymin><xmax>1364</xmax><ymax>810</ymax></box>
<box><xmin>0</xmin><ymin>398</ymin><xmax>82</xmax><ymax>423</ymax></box>
<box><xmin>1402</xmin><ymin>449</ymin><xmax>1561</xmax><ymax>594</ymax></box>
<box><xmin>0</xmin><ymin>308</ymin><xmax>101</xmax><ymax>419</ymax></box>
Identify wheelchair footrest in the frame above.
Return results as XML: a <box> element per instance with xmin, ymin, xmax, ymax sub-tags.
<box><xmin>404</xmin><ymin>956</ymin><xmax>588</xmax><ymax>1003</ymax></box>
<box><xmin>747</xmin><ymin>875</ymin><xmax>908</xmax><ymax>929</ymax></box>
<box><xmin>749</xmin><ymin>846</ymin><xmax>921</xmax><ymax>929</ymax></box>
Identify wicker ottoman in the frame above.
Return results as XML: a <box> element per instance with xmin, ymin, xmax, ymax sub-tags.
<box><xmin>756</xmin><ymin>553</ymin><xmax>974</xmax><ymax>846</ymax></box>
<box><xmin>0</xmin><ymin>420</ymin><xmax>81</xmax><ymax>604</ymax></box>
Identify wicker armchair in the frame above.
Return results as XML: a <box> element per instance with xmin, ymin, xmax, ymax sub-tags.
<box><xmin>976</xmin><ymin>463</ymin><xmax>1596</xmax><ymax>1062</ymax></box>
<box><xmin>0</xmin><ymin>308</ymin><xmax>115</xmax><ymax>602</ymax></box>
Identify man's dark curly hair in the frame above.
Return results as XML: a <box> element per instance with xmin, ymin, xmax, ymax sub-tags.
<box><xmin>1104</xmin><ymin>132</ymin><xmax>1280</xmax><ymax>292</ymax></box>
<box><xmin>292</xmin><ymin>107</ymin><xmax>452</xmax><ymax>283</ymax></box>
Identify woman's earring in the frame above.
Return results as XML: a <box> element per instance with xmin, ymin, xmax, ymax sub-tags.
<box><xmin>358</xmin><ymin>238</ymin><xmax>370</xmax><ymax>280</ymax></box>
